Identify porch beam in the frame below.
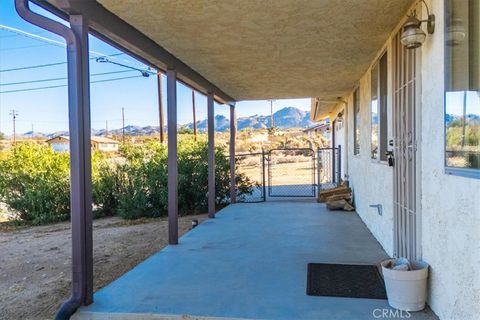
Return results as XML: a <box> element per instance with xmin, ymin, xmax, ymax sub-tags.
<box><xmin>167</xmin><ymin>69</ymin><xmax>179</xmax><ymax>244</ymax></box>
<box><xmin>229</xmin><ymin>104</ymin><xmax>236</xmax><ymax>203</ymax></box>
<box><xmin>207</xmin><ymin>92</ymin><xmax>215</xmax><ymax>218</ymax></box>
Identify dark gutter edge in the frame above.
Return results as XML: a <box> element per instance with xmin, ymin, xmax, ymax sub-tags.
<box><xmin>32</xmin><ymin>0</ymin><xmax>236</xmax><ymax>105</ymax></box>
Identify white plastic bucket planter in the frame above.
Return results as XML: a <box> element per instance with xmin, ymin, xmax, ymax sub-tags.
<box><xmin>381</xmin><ymin>259</ymin><xmax>429</xmax><ymax>311</ymax></box>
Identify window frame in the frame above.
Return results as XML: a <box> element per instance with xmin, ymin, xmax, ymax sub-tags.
<box><xmin>353</xmin><ymin>87</ymin><xmax>361</xmax><ymax>155</ymax></box>
<box><xmin>370</xmin><ymin>50</ymin><xmax>389</xmax><ymax>163</ymax></box>
<box><xmin>444</xmin><ymin>0</ymin><xmax>480</xmax><ymax>179</ymax></box>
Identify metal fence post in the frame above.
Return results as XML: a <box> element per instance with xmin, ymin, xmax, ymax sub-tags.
<box><xmin>317</xmin><ymin>147</ymin><xmax>321</xmax><ymax>192</ymax></box>
<box><xmin>337</xmin><ymin>145</ymin><xmax>342</xmax><ymax>184</ymax></box>
<box><xmin>262</xmin><ymin>149</ymin><xmax>267</xmax><ymax>202</ymax></box>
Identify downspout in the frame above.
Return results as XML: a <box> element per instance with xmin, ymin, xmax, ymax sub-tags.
<box><xmin>14</xmin><ymin>1</ymin><xmax>87</xmax><ymax>319</ymax></box>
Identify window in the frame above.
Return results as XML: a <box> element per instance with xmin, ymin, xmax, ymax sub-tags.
<box><xmin>445</xmin><ymin>0</ymin><xmax>480</xmax><ymax>177</ymax></box>
<box><xmin>354</xmin><ymin>88</ymin><xmax>360</xmax><ymax>155</ymax></box>
<box><xmin>371</xmin><ymin>52</ymin><xmax>389</xmax><ymax>161</ymax></box>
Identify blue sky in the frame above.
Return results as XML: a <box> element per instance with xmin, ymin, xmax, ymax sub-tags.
<box><xmin>0</xmin><ymin>2</ymin><xmax>310</xmax><ymax>135</ymax></box>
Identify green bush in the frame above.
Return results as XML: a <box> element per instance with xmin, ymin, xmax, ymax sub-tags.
<box><xmin>112</xmin><ymin>138</ymin><xmax>254</xmax><ymax>219</ymax></box>
<box><xmin>0</xmin><ymin>139</ymin><xmax>255</xmax><ymax>224</ymax></box>
<box><xmin>0</xmin><ymin>143</ymin><xmax>70</xmax><ymax>224</ymax></box>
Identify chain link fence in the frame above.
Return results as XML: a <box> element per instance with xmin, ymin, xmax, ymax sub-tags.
<box><xmin>267</xmin><ymin>148</ymin><xmax>316</xmax><ymax>197</ymax></box>
<box><xmin>234</xmin><ymin>152</ymin><xmax>266</xmax><ymax>202</ymax></box>
<box><xmin>231</xmin><ymin>147</ymin><xmax>341</xmax><ymax>202</ymax></box>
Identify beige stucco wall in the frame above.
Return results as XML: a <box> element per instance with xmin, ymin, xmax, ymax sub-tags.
<box><xmin>337</xmin><ymin>1</ymin><xmax>480</xmax><ymax>319</ymax></box>
<box><xmin>419</xmin><ymin>1</ymin><xmax>480</xmax><ymax>319</ymax></box>
<box><xmin>344</xmin><ymin>52</ymin><xmax>395</xmax><ymax>258</ymax></box>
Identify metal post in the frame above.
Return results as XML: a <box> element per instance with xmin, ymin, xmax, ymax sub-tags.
<box><xmin>15</xmin><ymin>2</ymin><xmax>93</xmax><ymax>317</ymax></box>
<box><xmin>167</xmin><ymin>69</ymin><xmax>178</xmax><ymax>244</ymax></box>
<box><xmin>192</xmin><ymin>90</ymin><xmax>197</xmax><ymax>141</ymax></box>
<box><xmin>317</xmin><ymin>148</ymin><xmax>321</xmax><ymax>192</ymax></box>
<box><xmin>229</xmin><ymin>104</ymin><xmax>236</xmax><ymax>203</ymax></box>
<box><xmin>337</xmin><ymin>145</ymin><xmax>342</xmax><ymax>184</ymax></box>
<box><xmin>331</xmin><ymin>120</ymin><xmax>336</xmax><ymax>184</ymax></box>
<box><xmin>64</xmin><ymin>15</ymin><xmax>94</xmax><ymax>307</ymax></box>
<box><xmin>262</xmin><ymin>149</ymin><xmax>267</xmax><ymax>202</ymax></box>
<box><xmin>207</xmin><ymin>92</ymin><xmax>215</xmax><ymax>218</ymax></box>
<box><xmin>158</xmin><ymin>72</ymin><xmax>165</xmax><ymax>144</ymax></box>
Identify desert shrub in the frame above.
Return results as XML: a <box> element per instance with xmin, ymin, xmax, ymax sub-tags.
<box><xmin>0</xmin><ymin>143</ymin><xmax>70</xmax><ymax>224</ymax></box>
<box><xmin>113</xmin><ymin>142</ymin><xmax>168</xmax><ymax>219</ymax></box>
<box><xmin>92</xmin><ymin>155</ymin><xmax>121</xmax><ymax>218</ymax></box>
<box><xmin>112</xmin><ymin>139</ymin><xmax>254</xmax><ymax>218</ymax></box>
<box><xmin>0</xmin><ymin>139</ymin><xmax>255</xmax><ymax>223</ymax></box>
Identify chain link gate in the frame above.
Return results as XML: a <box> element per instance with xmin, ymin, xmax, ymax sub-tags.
<box><xmin>267</xmin><ymin>148</ymin><xmax>316</xmax><ymax>197</ymax></box>
<box><xmin>233</xmin><ymin>147</ymin><xmax>341</xmax><ymax>201</ymax></box>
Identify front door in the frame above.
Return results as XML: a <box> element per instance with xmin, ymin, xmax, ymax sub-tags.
<box><xmin>392</xmin><ymin>31</ymin><xmax>421</xmax><ymax>260</ymax></box>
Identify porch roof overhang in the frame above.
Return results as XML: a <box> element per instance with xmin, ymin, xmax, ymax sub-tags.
<box><xmin>39</xmin><ymin>0</ymin><xmax>412</xmax><ymax>107</ymax></box>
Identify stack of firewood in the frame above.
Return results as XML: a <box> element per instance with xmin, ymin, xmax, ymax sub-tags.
<box><xmin>318</xmin><ymin>183</ymin><xmax>355</xmax><ymax>211</ymax></box>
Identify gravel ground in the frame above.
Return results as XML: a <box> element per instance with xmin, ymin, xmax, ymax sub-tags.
<box><xmin>0</xmin><ymin>214</ymin><xmax>207</xmax><ymax>320</ymax></box>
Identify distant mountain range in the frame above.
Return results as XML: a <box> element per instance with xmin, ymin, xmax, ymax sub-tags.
<box><xmin>13</xmin><ymin>109</ymin><xmax>480</xmax><ymax>139</ymax></box>
<box><xmin>16</xmin><ymin>106</ymin><xmax>314</xmax><ymax>138</ymax></box>
<box><xmin>445</xmin><ymin>113</ymin><xmax>480</xmax><ymax>125</ymax></box>
<box><xmin>185</xmin><ymin>106</ymin><xmax>313</xmax><ymax>132</ymax></box>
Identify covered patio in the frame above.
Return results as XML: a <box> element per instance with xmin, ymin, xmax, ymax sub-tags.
<box><xmin>73</xmin><ymin>201</ymin><xmax>436</xmax><ymax>320</ymax></box>
<box><xmin>12</xmin><ymin>0</ymin><xmax>444</xmax><ymax>319</ymax></box>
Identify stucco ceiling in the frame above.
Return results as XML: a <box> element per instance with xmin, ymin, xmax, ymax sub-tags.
<box><xmin>97</xmin><ymin>0</ymin><xmax>412</xmax><ymax>101</ymax></box>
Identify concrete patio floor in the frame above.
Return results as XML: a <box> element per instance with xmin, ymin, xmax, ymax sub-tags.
<box><xmin>74</xmin><ymin>201</ymin><xmax>437</xmax><ymax>320</ymax></box>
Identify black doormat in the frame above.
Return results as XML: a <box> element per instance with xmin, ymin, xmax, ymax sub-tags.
<box><xmin>306</xmin><ymin>263</ymin><xmax>387</xmax><ymax>299</ymax></box>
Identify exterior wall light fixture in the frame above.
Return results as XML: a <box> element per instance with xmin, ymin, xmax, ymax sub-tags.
<box><xmin>401</xmin><ymin>0</ymin><xmax>435</xmax><ymax>49</ymax></box>
<box><xmin>446</xmin><ymin>18</ymin><xmax>466</xmax><ymax>46</ymax></box>
<box><xmin>336</xmin><ymin>111</ymin><xmax>344</xmax><ymax>123</ymax></box>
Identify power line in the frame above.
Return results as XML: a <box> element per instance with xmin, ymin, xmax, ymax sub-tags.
<box><xmin>0</xmin><ymin>75</ymin><xmax>148</xmax><ymax>94</ymax></box>
<box><xmin>0</xmin><ymin>61</ymin><xmax>67</xmax><ymax>73</ymax></box>
<box><xmin>0</xmin><ymin>29</ymin><xmax>49</xmax><ymax>39</ymax></box>
<box><xmin>0</xmin><ymin>69</ymin><xmax>136</xmax><ymax>86</ymax></box>
<box><xmin>0</xmin><ymin>24</ymin><xmax>141</xmax><ymax>65</ymax></box>
<box><xmin>0</xmin><ymin>53</ymin><xmax>125</xmax><ymax>73</ymax></box>
<box><xmin>0</xmin><ymin>44</ymin><xmax>50</xmax><ymax>51</ymax></box>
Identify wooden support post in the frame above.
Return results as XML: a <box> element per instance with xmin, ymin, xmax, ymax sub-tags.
<box><xmin>167</xmin><ymin>69</ymin><xmax>178</xmax><ymax>244</ymax></box>
<box><xmin>207</xmin><ymin>92</ymin><xmax>215</xmax><ymax>218</ymax></box>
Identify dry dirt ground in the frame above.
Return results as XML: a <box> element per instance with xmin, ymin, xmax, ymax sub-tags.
<box><xmin>0</xmin><ymin>214</ymin><xmax>207</xmax><ymax>320</ymax></box>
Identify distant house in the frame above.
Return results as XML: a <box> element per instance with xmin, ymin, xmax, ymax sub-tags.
<box><xmin>46</xmin><ymin>136</ymin><xmax>120</xmax><ymax>152</ymax></box>
<box><xmin>303</xmin><ymin>121</ymin><xmax>330</xmax><ymax>138</ymax></box>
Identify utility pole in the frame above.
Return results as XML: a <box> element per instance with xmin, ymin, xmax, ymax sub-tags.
<box><xmin>157</xmin><ymin>72</ymin><xmax>165</xmax><ymax>144</ymax></box>
<box><xmin>269</xmin><ymin>100</ymin><xmax>275</xmax><ymax>128</ymax></box>
<box><xmin>105</xmin><ymin>120</ymin><xmax>109</xmax><ymax>137</ymax></box>
<box><xmin>122</xmin><ymin>107</ymin><xmax>125</xmax><ymax>144</ymax></box>
<box><xmin>192</xmin><ymin>90</ymin><xmax>197</xmax><ymax>141</ymax></box>
<box><xmin>31</xmin><ymin>123</ymin><xmax>34</xmax><ymax>138</ymax></box>
<box><xmin>461</xmin><ymin>91</ymin><xmax>467</xmax><ymax>147</ymax></box>
<box><xmin>9</xmin><ymin>109</ymin><xmax>18</xmax><ymax>145</ymax></box>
